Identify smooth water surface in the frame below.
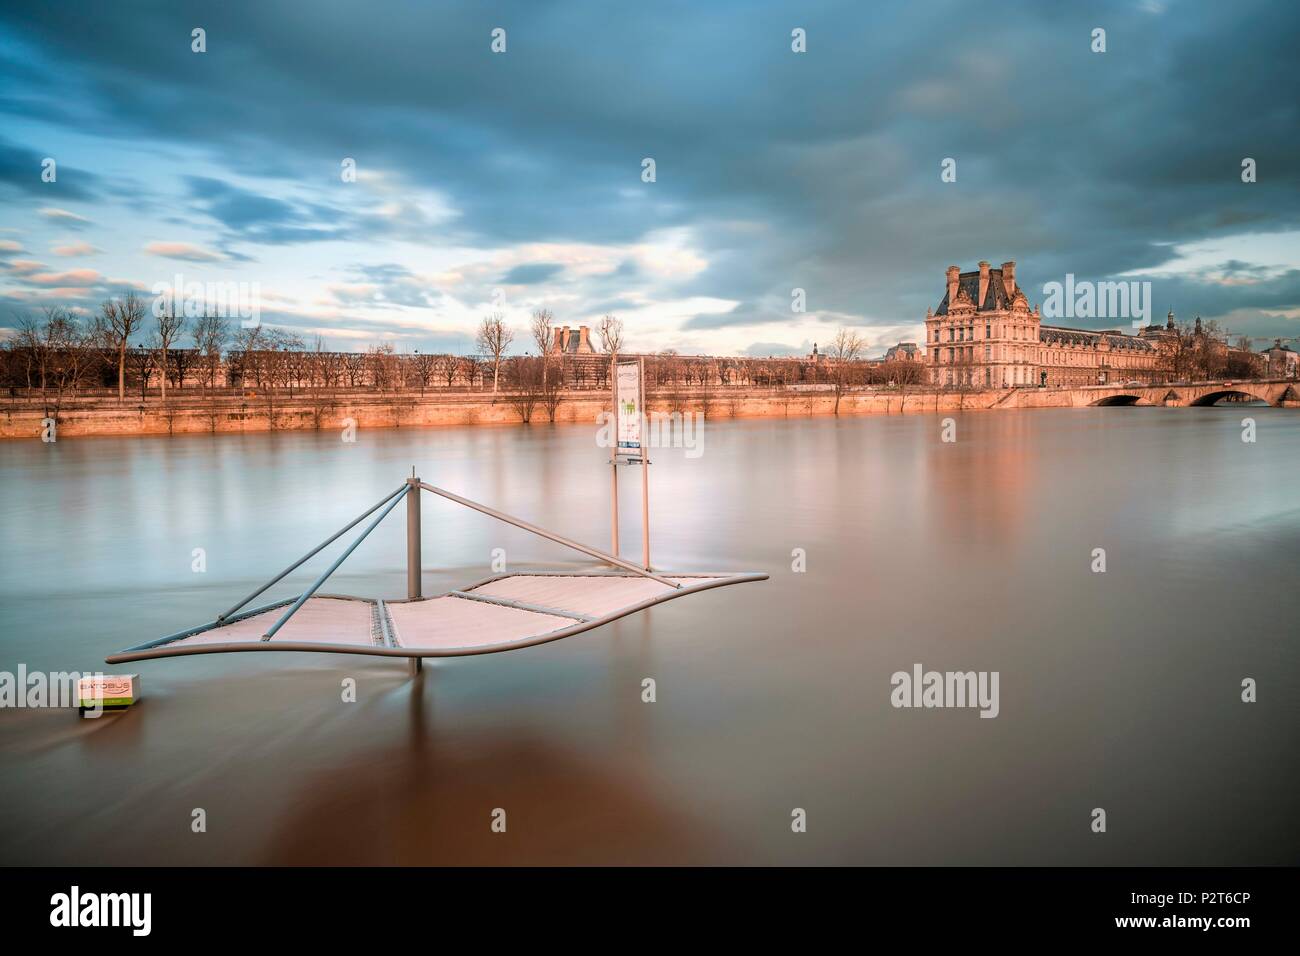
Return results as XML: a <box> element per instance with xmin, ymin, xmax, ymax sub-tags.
<box><xmin>1</xmin><ymin>407</ymin><xmax>1297</xmax><ymax>864</ymax></box>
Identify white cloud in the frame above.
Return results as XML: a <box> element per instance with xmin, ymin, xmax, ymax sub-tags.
<box><xmin>52</xmin><ymin>241</ymin><xmax>102</xmax><ymax>257</ymax></box>
<box><xmin>143</xmin><ymin>241</ymin><xmax>226</xmax><ymax>262</ymax></box>
<box><xmin>39</xmin><ymin>208</ymin><xmax>93</xmax><ymax>225</ymax></box>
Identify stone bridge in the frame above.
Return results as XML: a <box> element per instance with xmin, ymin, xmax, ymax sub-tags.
<box><xmin>1006</xmin><ymin>378</ymin><xmax>1300</xmax><ymax>409</ymax></box>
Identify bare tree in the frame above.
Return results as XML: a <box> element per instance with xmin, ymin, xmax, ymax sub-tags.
<box><xmin>15</xmin><ymin>312</ymin><xmax>52</xmax><ymax>394</ymax></box>
<box><xmin>460</xmin><ymin>355</ymin><xmax>481</xmax><ymax>390</ymax></box>
<box><xmin>476</xmin><ymin>312</ymin><xmax>513</xmax><ymax>394</ymax></box>
<box><xmin>366</xmin><ymin>342</ymin><xmax>397</xmax><ymax>391</ymax></box>
<box><xmin>152</xmin><ymin>303</ymin><xmax>186</xmax><ymax>401</ymax></box>
<box><xmin>542</xmin><ymin>359</ymin><xmax>564</xmax><ymax>422</ymax></box>
<box><xmin>411</xmin><ymin>351</ymin><xmax>437</xmax><ymax>396</ymax></box>
<box><xmin>1191</xmin><ymin>318</ymin><xmax>1228</xmax><ymax>380</ymax></box>
<box><xmin>597</xmin><ymin>314</ymin><xmax>624</xmax><ymax>354</ymax></box>
<box><xmin>531</xmin><ymin>307</ymin><xmax>555</xmax><ymax>391</ymax></box>
<box><xmin>506</xmin><ymin>355</ymin><xmax>543</xmax><ymax>423</ymax></box>
<box><xmin>17</xmin><ymin>308</ymin><xmax>91</xmax><ymax>414</ymax></box>
<box><xmin>127</xmin><ymin>346</ymin><xmax>155</xmax><ymax>401</ymax></box>
<box><xmin>342</xmin><ymin>351</ymin><xmax>366</xmax><ymax>388</ymax></box>
<box><xmin>100</xmin><ymin>291</ymin><xmax>146</xmax><ymax>403</ymax></box>
<box><xmin>530</xmin><ymin>308</ymin><xmax>554</xmax><ymax>357</ymax></box>
<box><xmin>269</xmin><ymin>329</ymin><xmax>306</xmax><ymax>394</ymax></box>
<box><xmin>319</xmin><ymin>349</ymin><xmax>344</xmax><ymax>389</ymax></box>
<box><xmin>437</xmin><ymin>353</ymin><xmax>458</xmax><ymax>388</ymax></box>
<box><xmin>231</xmin><ymin>323</ymin><xmax>266</xmax><ymax>388</ymax></box>
<box><xmin>828</xmin><ymin>328</ymin><xmax>867</xmax><ymax>414</ymax></box>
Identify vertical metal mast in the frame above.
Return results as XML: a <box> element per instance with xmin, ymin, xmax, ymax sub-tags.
<box><xmin>639</xmin><ymin>356</ymin><xmax>650</xmax><ymax>570</ymax></box>
<box><xmin>609</xmin><ymin>354</ymin><xmax>620</xmax><ymax>558</ymax></box>
<box><xmin>406</xmin><ymin>469</ymin><xmax>422</xmax><ymax>675</ymax></box>
<box><xmin>406</xmin><ymin>470</ymin><xmax>422</xmax><ymax>600</ymax></box>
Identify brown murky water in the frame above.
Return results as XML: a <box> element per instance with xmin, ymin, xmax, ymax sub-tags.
<box><xmin>2</xmin><ymin>407</ymin><xmax>1297</xmax><ymax>864</ymax></box>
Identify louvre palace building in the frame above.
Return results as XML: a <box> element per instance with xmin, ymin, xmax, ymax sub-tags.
<box><xmin>924</xmin><ymin>261</ymin><xmax>1159</xmax><ymax>388</ymax></box>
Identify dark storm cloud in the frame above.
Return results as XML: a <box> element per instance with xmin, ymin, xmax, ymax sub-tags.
<box><xmin>684</xmin><ymin>301</ymin><xmax>772</xmax><ymax>332</ymax></box>
<box><xmin>0</xmin><ymin>0</ymin><xmax>1297</xmax><ymax>337</ymax></box>
<box><xmin>500</xmin><ymin>263</ymin><xmax>564</xmax><ymax>285</ymax></box>
<box><xmin>185</xmin><ymin>176</ymin><xmax>346</xmax><ymax>244</ymax></box>
<box><xmin>247</xmin><ymin>305</ymin><xmax>475</xmax><ymax>354</ymax></box>
<box><xmin>335</xmin><ymin>262</ymin><xmax>451</xmax><ymax>310</ymax></box>
<box><xmin>0</xmin><ymin>138</ymin><xmax>101</xmax><ymax>202</ymax></box>
<box><xmin>744</xmin><ymin>341</ymin><xmax>809</xmax><ymax>358</ymax></box>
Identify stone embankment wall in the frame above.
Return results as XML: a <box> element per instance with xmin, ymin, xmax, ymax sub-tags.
<box><xmin>1</xmin><ymin>387</ymin><xmax>990</xmax><ymax>439</ymax></box>
<box><xmin>6</xmin><ymin>381</ymin><xmax>1292</xmax><ymax>439</ymax></box>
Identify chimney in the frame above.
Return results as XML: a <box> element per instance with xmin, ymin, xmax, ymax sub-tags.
<box><xmin>578</xmin><ymin>325</ymin><xmax>591</xmax><ymax>352</ymax></box>
<box><xmin>946</xmin><ymin>265</ymin><xmax>959</xmax><ymax>306</ymax></box>
<box><xmin>555</xmin><ymin>327</ymin><xmax>569</xmax><ymax>353</ymax></box>
<box><xmin>978</xmin><ymin>261</ymin><xmax>990</xmax><ymax>308</ymax></box>
<box><xmin>1001</xmin><ymin>261</ymin><xmax>1016</xmax><ymax>296</ymax></box>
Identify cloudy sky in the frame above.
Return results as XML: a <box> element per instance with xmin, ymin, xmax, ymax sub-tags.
<box><xmin>1</xmin><ymin>0</ymin><xmax>1297</xmax><ymax>357</ymax></box>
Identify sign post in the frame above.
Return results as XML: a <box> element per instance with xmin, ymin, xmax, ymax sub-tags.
<box><xmin>639</xmin><ymin>357</ymin><xmax>650</xmax><ymax>570</ymax></box>
<box><xmin>612</xmin><ymin>357</ymin><xmax>651</xmax><ymax>570</ymax></box>
<box><xmin>609</xmin><ymin>355</ymin><xmax>620</xmax><ymax>557</ymax></box>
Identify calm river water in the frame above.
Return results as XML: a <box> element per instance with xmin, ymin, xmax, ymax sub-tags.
<box><xmin>1</xmin><ymin>407</ymin><xmax>1297</xmax><ymax>864</ymax></box>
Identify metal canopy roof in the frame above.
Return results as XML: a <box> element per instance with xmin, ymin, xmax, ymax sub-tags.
<box><xmin>106</xmin><ymin>475</ymin><xmax>765</xmax><ymax>666</ymax></box>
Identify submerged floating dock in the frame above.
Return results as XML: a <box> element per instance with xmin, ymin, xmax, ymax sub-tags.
<box><xmin>107</xmin><ymin>474</ymin><xmax>765</xmax><ymax>666</ymax></box>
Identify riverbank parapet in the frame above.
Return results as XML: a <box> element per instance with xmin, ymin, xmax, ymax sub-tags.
<box><xmin>3</xmin><ymin>380</ymin><xmax>1296</xmax><ymax>439</ymax></box>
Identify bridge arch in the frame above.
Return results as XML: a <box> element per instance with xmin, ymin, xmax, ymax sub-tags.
<box><xmin>1189</xmin><ymin>389</ymin><xmax>1269</xmax><ymax>407</ymax></box>
<box><xmin>1089</xmin><ymin>394</ymin><xmax>1141</xmax><ymax>406</ymax></box>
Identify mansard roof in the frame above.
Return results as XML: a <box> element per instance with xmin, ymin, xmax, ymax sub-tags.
<box><xmin>884</xmin><ymin>342</ymin><xmax>921</xmax><ymax>359</ymax></box>
<box><xmin>1040</xmin><ymin>325</ymin><xmax>1155</xmax><ymax>351</ymax></box>
<box><xmin>935</xmin><ymin>268</ymin><xmax>1015</xmax><ymax>315</ymax></box>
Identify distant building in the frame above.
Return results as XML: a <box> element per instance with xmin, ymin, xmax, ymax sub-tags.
<box><xmin>1264</xmin><ymin>341</ymin><xmax>1298</xmax><ymax>378</ymax></box>
<box><xmin>550</xmin><ymin>325</ymin><xmax>596</xmax><ymax>355</ymax></box>
<box><xmin>924</xmin><ymin>260</ymin><xmax>1158</xmax><ymax>387</ymax></box>
<box><xmin>883</xmin><ymin>342</ymin><xmax>923</xmax><ymax>362</ymax></box>
<box><xmin>1138</xmin><ymin>309</ymin><xmax>1180</xmax><ymax>345</ymax></box>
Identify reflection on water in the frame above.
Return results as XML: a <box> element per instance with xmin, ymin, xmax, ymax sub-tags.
<box><xmin>1</xmin><ymin>408</ymin><xmax>1297</xmax><ymax>864</ymax></box>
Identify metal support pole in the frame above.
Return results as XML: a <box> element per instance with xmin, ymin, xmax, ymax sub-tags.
<box><xmin>610</xmin><ymin>462</ymin><xmax>619</xmax><ymax>557</ymax></box>
<box><xmin>406</xmin><ymin>475</ymin><xmax>421</xmax><ymax>600</ymax></box>
<box><xmin>610</xmin><ymin>353</ymin><xmax>620</xmax><ymax>558</ymax></box>
<box><xmin>639</xmin><ymin>356</ymin><xmax>650</xmax><ymax>570</ymax></box>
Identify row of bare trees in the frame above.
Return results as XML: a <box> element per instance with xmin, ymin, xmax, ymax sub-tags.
<box><xmin>5</xmin><ymin>293</ymin><xmax>223</xmax><ymax>411</ymax></box>
<box><xmin>5</xmin><ymin>297</ymin><xmax>921</xmax><ymax>418</ymax></box>
<box><xmin>473</xmin><ymin>309</ymin><xmax>628</xmax><ymax>394</ymax></box>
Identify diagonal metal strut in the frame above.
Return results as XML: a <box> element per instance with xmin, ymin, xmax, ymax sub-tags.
<box><xmin>217</xmin><ymin>483</ymin><xmax>408</xmax><ymax>622</ymax></box>
<box><xmin>418</xmin><ymin>480</ymin><xmax>681</xmax><ymax>589</ymax></box>
<box><xmin>261</xmin><ymin>488</ymin><xmax>407</xmax><ymax>640</ymax></box>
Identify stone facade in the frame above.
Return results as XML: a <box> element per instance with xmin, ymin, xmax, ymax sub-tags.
<box><xmin>925</xmin><ymin>261</ymin><xmax>1158</xmax><ymax>387</ymax></box>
